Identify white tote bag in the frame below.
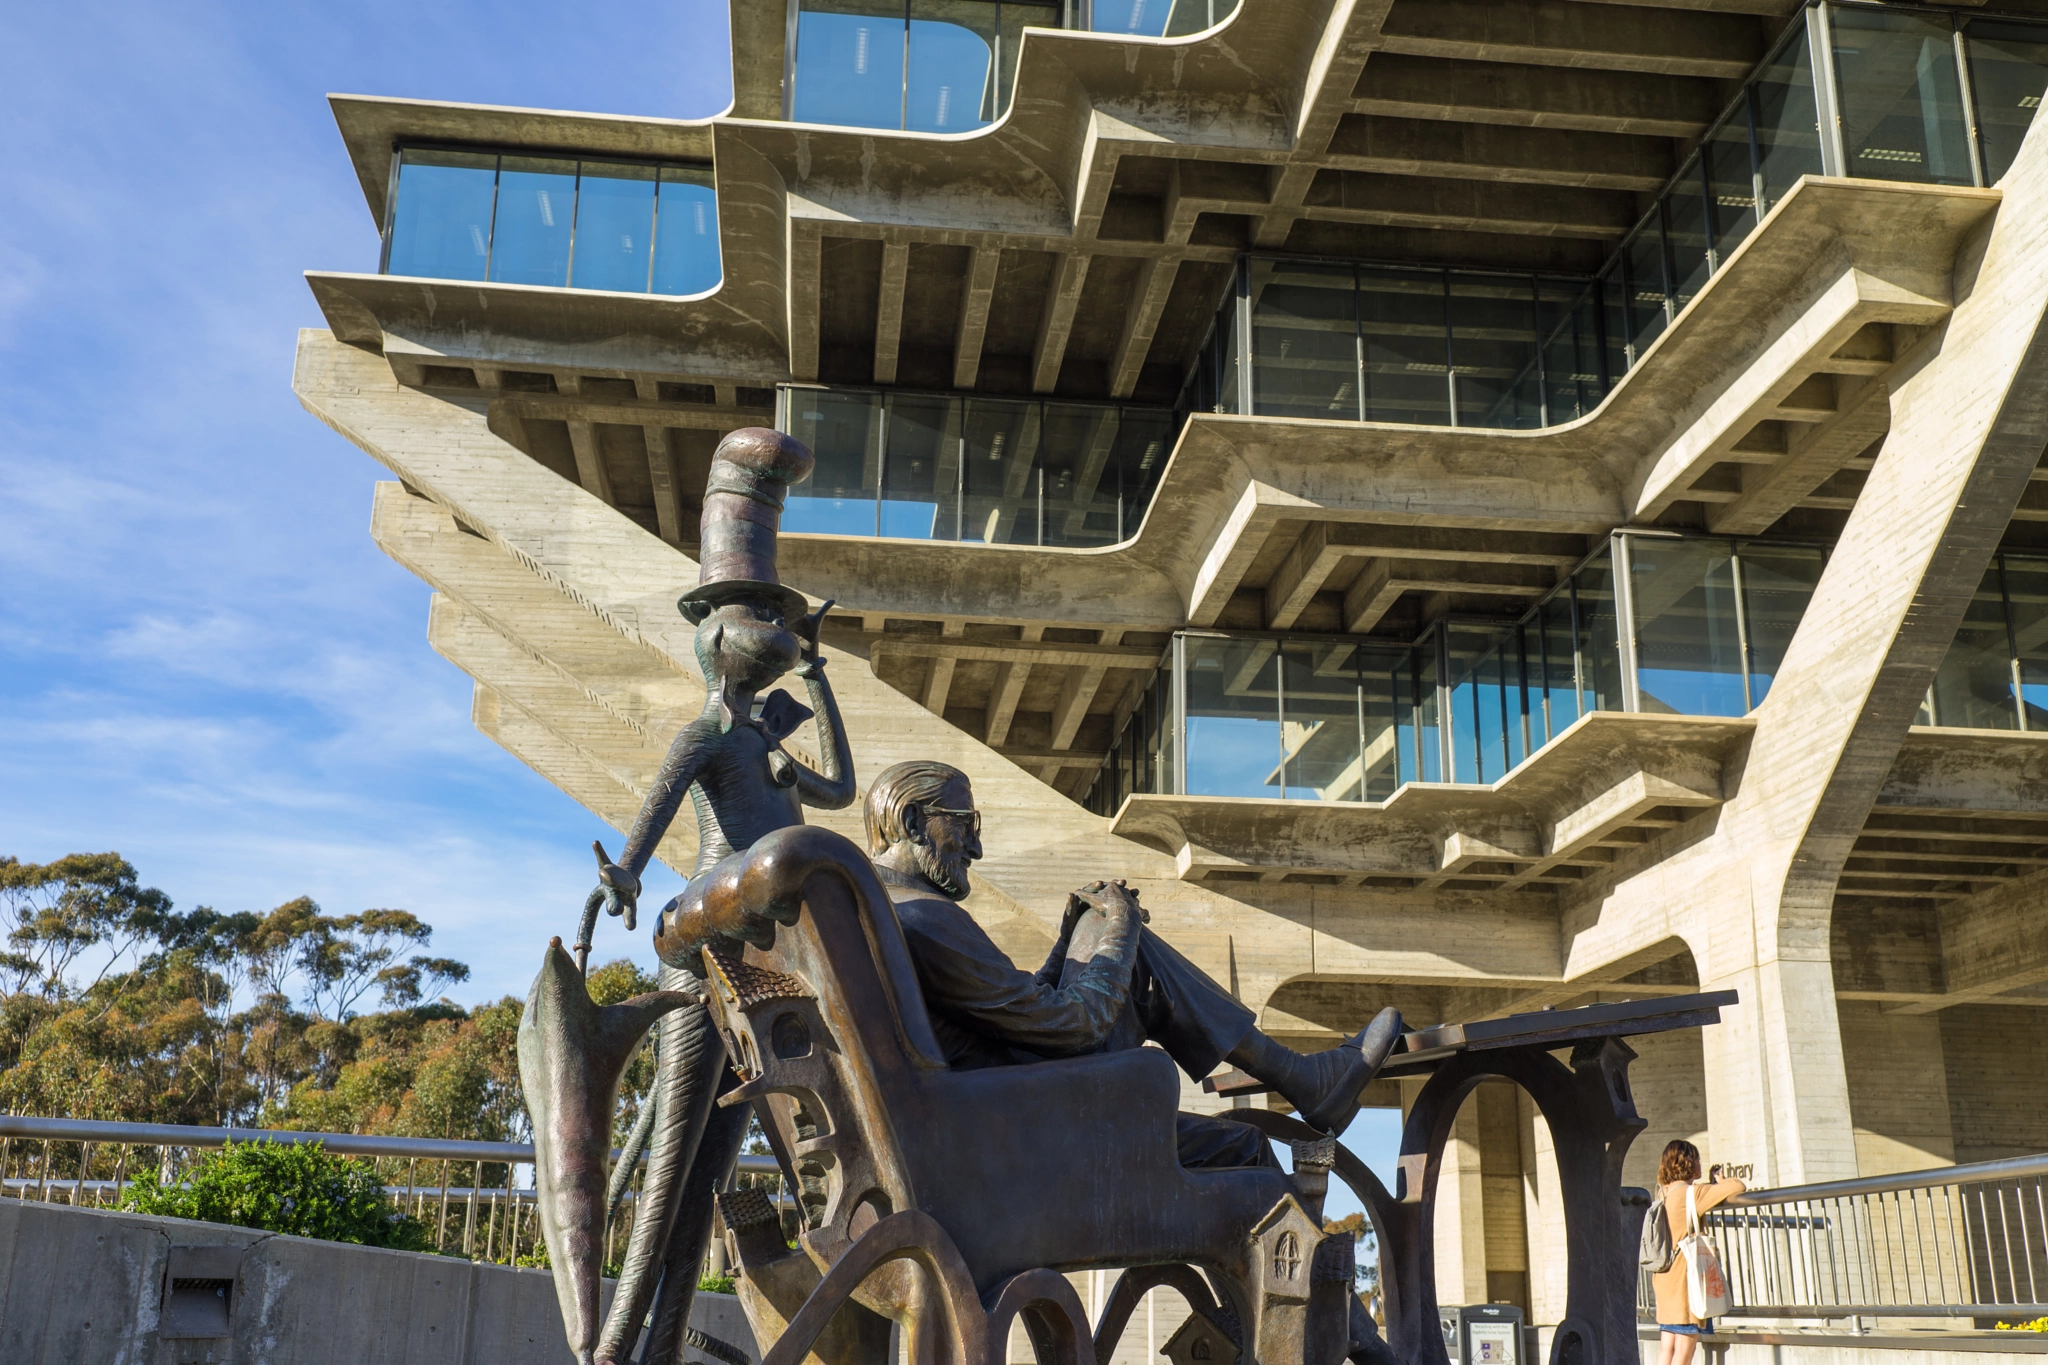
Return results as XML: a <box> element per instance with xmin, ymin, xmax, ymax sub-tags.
<box><xmin>1680</xmin><ymin>1184</ymin><xmax>1732</xmax><ymax>1319</ymax></box>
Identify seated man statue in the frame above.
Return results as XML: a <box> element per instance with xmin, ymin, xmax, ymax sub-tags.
<box><xmin>863</xmin><ymin>758</ymin><xmax>1404</xmax><ymax>1169</ymax></box>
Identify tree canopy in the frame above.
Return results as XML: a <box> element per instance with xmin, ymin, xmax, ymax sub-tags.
<box><xmin>0</xmin><ymin>851</ymin><xmax>650</xmax><ymax>1145</ymax></box>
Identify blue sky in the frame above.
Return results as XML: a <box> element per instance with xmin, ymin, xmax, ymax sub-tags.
<box><xmin>0</xmin><ymin>0</ymin><xmax>735</xmax><ymax>1007</ymax></box>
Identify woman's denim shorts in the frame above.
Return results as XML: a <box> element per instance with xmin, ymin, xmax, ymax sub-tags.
<box><xmin>1658</xmin><ymin>1323</ymin><xmax>1712</xmax><ymax>1336</ymax></box>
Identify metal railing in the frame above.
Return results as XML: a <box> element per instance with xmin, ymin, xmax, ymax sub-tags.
<box><xmin>1639</xmin><ymin>1153</ymin><xmax>2048</xmax><ymax>1324</ymax></box>
<box><xmin>0</xmin><ymin>1115</ymin><xmax>784</xmax><ymax>1268</ymax></box>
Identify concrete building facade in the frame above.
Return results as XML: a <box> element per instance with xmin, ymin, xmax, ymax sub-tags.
<box><xmin>297</xmin><ymin>0</ymin><xmax>2048</xmax><ymax>1328</ymax></box>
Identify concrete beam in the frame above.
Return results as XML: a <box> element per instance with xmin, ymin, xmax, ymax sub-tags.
<box><xmin>1377</xmin><ymin>0</ymin><xmax>1762</xmax><ymax>79</ymax></box>
<box><xmin>868</xmin><ymin>637</ymin><xmax>1164</xmax><ymax>670</ymax></box>
<box><xmin>1031</xmin><ymin>253</ymin><xmax>1091</xmax><ymax>394</ymax></box>
<box><xmin>953</xmin><ymin>246</ymin><xmax>1002</xmax><ymax>389</ymax></box>
<box><xmin>1300</xmin><ymin>170</ymin><xmax>1635</xmax><ymax>240</ymax></box>
<box><xmin>985</xmin><ymin>661</ymin><xmax>1031</xmax><ymax>747</ymax></box>
<box><xmin>1111</xmin><ymin>258</ymin><xmax>1179</xmax><ymax>399</ymax></box>
<box><xmin>872</xmin><ymin>242</ymin><xmax>910</xmax><ymax>386</ymax></box>
<box><xmin>1326</xmin><ymin>115</ymin><xmax>1671</xmax><ymax>192</ymax></box>
<box><xmin>1050</xmin><ymin>665</ymin><xmax>1109</xmax><ymax>750</ymax></box>
<box><xmin>565</xmin><ymin>419</ymin><xmax>614</xmax><ymax>505</ymax></box>
<box><xmin>1879</xmin><ymin>867</ymin><xmax>2048</xmax><ymax>1013</ymax></box>
<box><xmin>1343</xmin><ymin>558</ymin><xmax>1555</xmax><ymax>633</ymax></box>
<box><xmin>644</xmin><ymin>426</ymin><xmax>685</xmax><ymax>545</ymax></box>
<box><xmin>1351</xmin><ymin>52</ymin><xmax>1719</xmax><ymax>138</ymax></box>
<box><xmin>1708</xmin><ymin>379</ymin><xmax>1891</xmax><ymax>535</ymax></box>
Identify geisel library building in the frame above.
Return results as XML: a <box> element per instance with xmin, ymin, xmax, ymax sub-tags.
<box><xmin>299</xmin><ymin>0</ymin><xmax>2048</xmax><ymax>1337</ymax></box>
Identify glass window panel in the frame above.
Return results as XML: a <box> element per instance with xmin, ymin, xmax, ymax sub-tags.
<box><xmin>908</xmin><ymin>1</ymin><xmax>996</xmax><ymax>131</ymax></box>
<box><xmin>1408</xmin><ymin>635</ymin><xmax>1443</xmax><ymax>783</ymax></box>
<box><xmin>1039</xmin><ymin>403</ymin><xmax>1126</xmax><ymax>548</ymax></box>
<box><xmin>1705</xmin><ymin>106</ymin><xmax>1760</xmax><ymax>260</ymax></box>
<box><xmin>1598</xmin><ymin>267</ymin><xmax>1632</xmax><ymax>384</ymax></box>
<box><xmin>1541</xmin><ymin>282</ymin><xmax>1604</xmax><ymax>424</ymax></box>
<box><xmin>1183</xmin><ymin>636</ymin><xmax>1284</xmax><ymax>797</ymax></box>
<box><xmin>569</xmin><ymin>161</ymin><xmax>656</xmax><ymax>293</ymax></box>
<box><xmin>1540</xmin><ymin>589</ymin><xmax>1582</xmax><ymax>740</ymax></box>
<box><xmin>1165</xmin><ymin>0</ymin><xmax>1237</xmax><ymax>36</ymax></box>
<box><xmin>386</xmin><ymin>149</ymin><xmax>496</xmax><ymax>282</ymax></box>
<box><xmin>1664</xmin><ymin>165</ymin><xmax>1714</xmax><ymax>315</ymax></box>
<box><xmin>1093</xmin><ymin>0</ymin><xmax>1168</xmax><ymax>36</ymax></box>
<box><xmin>793</xmin><ymin>1</ymin><xmax>909</xmax><ymax>131</ymax></box>
<box><xmin>2004</xmin><ymin>555</ymin><xmax>2048</xmax><ymax>728</ymax></box>
<box><xmin>1736</xmin><ymin>543</ymin><xmax>1823</xmax><ymax>705</ymax></box>
<box><xmin>1359</xmin><ymin>267</ymin><xmax>1450</xmax><ymax>426</ymax></box>
<box><xmin>653</xmin><ymin>168</ymin><xmax>721</xmax><ymax>296</ymax></box>
<box><xmin>1250</xmin><ymin>259</ymin><xmax>1360</xmax><ymax>420</ymax></box>
<box><xmin>1753</xmin><ymin>24</ymin><xmax>1824</xmax><ymax>214</ymax></box>
<box><xmin>1444</xmin><ymin>628</ymin><xmax>1503</xmax><ymax>783</ymax></box>
<box><xmin>1573</xmin><ymin>550</ymin><xmax>1626</xmax><ymax>712</ymax></box>
<box><xmin>1216</xmin><ymin>289</ymin><xmax>1244</xmax><ymax>413</ymax></box>
<box><xmin>959</xmin><ymin>397</ymin><xmax>1038</xmax><ymax>544</ymax></box>
<box><xmin>1926</xmin><ymin>558</ymin><xmax>2018</xmax><ymax>729</ymax></box>
<box><xmin>1622</xmin><ymin>225</ymin><xmax>1668</xmax><ymax>358</ymax></box>
<box><xmin>783</xmin><ymin>389</ymin><xmax>884</xmax><ymax>535</ymax></box>
<box><xmin>1448</xmin><ymin>272</ymin><xmax>1540</xmax><ymax>430</ymax></box>
<box><xmin>1833</xmin><ymin>9</ymin><xmax>1973</xmax><ymax>187</ymax></box>
<box><xmin>1355</xmin><ymin>646</ymin><xmax>1404</xmax><ymax>801</ymax></box>
<box><xmin>880</xmin><ymin>394</ymin><xmax>959</xmax><ymax>540</ymax></box>
<box><xmin>1627</xmin><ymin>537</ymin><xmax>1745</xmax><ymax>717</ymax></box>
<box><xmin>1965</xmin><ymin>20</ymin><xmax>2048</xmax><ymax>186</ymax></box>
<box><xmin>1517</xmin><ymin>619</ymin><xmax>1549</xmax><ymax>753</ymax></box>
<box><xmin>993</xmin><ymin>2</ymin><xmax>1056</xmax><ymax>115</ymax></box>
<box><xmin>1280</xmin><ymin>644</ymin><xmax>1364</xmax><ymax>800</ymax></box>
<box><xmin>488</xmin><ymin>157</ymin><xmax>576</xmax><ymax>288</ymax></box>
<box><xmin>1114</xmin><ymin>410</ymin><xmax>1172</xmax><ymax>542</ymax></box>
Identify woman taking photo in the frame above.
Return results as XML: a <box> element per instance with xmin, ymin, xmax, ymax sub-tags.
<box><xmin>1651</xmin><ymin>1139</ymin><xmax>1745</xmax><ymax>1365</ymax></box>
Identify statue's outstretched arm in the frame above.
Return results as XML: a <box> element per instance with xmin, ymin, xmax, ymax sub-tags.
<box><xmin>792</xmin><ymin>619</ymin><xmax>855</xmax><ymax>810</ymax></box>
<box><xmin>588</xmin><ymin>721</ymin><xmax>714</xmax><ymax>933</ymax></box>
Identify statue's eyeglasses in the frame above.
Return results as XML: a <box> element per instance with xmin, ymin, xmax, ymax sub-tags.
<box><xmin>921</xmin><ymin>805</ymin><xmax>982</xmax><ymax>835</ymax></box>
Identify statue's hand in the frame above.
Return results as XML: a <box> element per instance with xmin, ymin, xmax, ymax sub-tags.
<box><xmin>1072</xmin><ymin>878</ymin><xmax>1148</xmax><ymax>925</ymax></box>
<box><xmin>591</xmin><ymin>840</ymin><xmax>641</xmax><ymax>931</ymax></box>
<box><xmin>794</xmin><ymin>599</ymin><xmax>835</xmax><ymax>676</ymax></box>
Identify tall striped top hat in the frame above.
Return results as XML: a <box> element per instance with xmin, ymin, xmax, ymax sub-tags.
<box><xmin>679</xmin><ymin>427</ymin><xmax>815</xmax><ymax>620</ymax></box>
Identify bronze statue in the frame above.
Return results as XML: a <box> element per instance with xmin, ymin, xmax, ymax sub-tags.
<box><xmin>860</xmin><ymin>760</ymin><xmax>1405</xmax><ymax>1150</ymax></box>
<box><xmin>520</xmin><ymin>427</ymin><xmax>854</xmax><ymax>1365</ymax></box>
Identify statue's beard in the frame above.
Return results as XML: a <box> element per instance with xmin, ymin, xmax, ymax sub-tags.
<box><xmin>914</xmin><ymin>841</ymin><xmax>972</xmax><ymax>900</ymax></box>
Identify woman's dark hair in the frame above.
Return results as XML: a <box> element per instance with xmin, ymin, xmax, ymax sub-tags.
<box><xmin>1659</xmin><ymin>1139</ymin><xmax>1702</xmax><ymax>1186</ymax></box>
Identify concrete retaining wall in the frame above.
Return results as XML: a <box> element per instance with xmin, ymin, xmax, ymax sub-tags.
<box><xmin>0</xmin><ymin>1199</ymin><xmax>755</xmax><ymax>1365</ymax></box>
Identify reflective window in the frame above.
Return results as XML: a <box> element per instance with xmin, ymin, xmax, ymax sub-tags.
<box><xmin>1250</xmin><ymin>259</ymin><xmax>1360</xmax><ymax>421</ymax></box>
<box><xmin>1280</xmin><ymin>643</ymin><xmax>1364</xmax><ymax>800</ymax></box>
<box><xmin>1705</xmin><ymin>105</ymin><xmax>1760</xmax><ymax>259</ymax></box>
<box><xmin>1833</xmin><ymin>8</ymin><xmax>1973</xmax><ymax>187</ymax></box>
<box><xmin>1359</xmin><ymin>268</ymin><xmax>1450</xmax><ymax>426</ymax></box>
<box><xmin>385</xmin><ymin>149</ymin><xmax>496</xmax><ymax>282</ymax></box>
<box><xmin>572</xmin><ymin>162</ymin><xmax>656</xmax><ymax>293</ymax></box>
<box><xmin>1183</xmin><ymin>636</ymin><xmax>1284</xmax><ymax>798</ymax></box>
<box><xmin>1540</xmin><ymin>281</ymin><xmax>1606</xmax><ymax>425</ymax></box>
<box><xmin>1629</xmin><ymin>537</ymin><xmax>1746</xmax><ymax>717</ymax></box>
<box><xmin>791</xmin><ymin>0</ymin><xmax>1053</xmax><ymax>133</ymax></box>
<box><xmin>1573</xmin><ymin>550</ymin><xmax>1627</xmax><ymax>713</ymax></box>
<box><xmin>490</xmin><ymin>157</ymin><xmax>576</xmax><ymax>288</ymax></box>
<box><xmin>1664</xmin><ymin>163</ymin><xmax>1714</xmax><ymax>315</ymax></box>
<box><xmin>1622</xmin><ymin>227</ymin><xmax>1669</xmax><ymax>359</ymax></box>
<box><xmin>383</xmin><ymin>149</ymin><xmax>719</xmax><ymax>297</ymax></box>
<box><xmin>1965</xmin><ymin>20</ymin><xmax>2048</xmax><ymax>185</ymax></box>
<box><xmin>1449</xmin><ymin>272</ymin><xmax>1540</xmax><ymax>430</ymax></box>
<box><xmin>1088</xmin><ymin>0</ymin><xmax>1237</xmax><ymax>37</ymax></box>
<box><xmin>2004</xmin><ymin>556</ymin><xmax>2048</xmax><ymax>727</ymax></box>
<box><xmin>653</xmin><ymin>169</ymin><xmax>721</xmax><ymax>296</ymax></box>
<box><xmin>780</xmin><ymin>387</ymin><xmax>1172</xmax><ymax>546</ymax></box>
<box><xmin>1736</xmin><ymin>542</ymin><xmax>1823</xmax><ymax>705</ymax></box>
<box><xmin>1927</xmin><ymin>558</ymin><xmax>2020</xmax><ymax>729</ymax></box>
<box><xmin>1753</xmin><ymin>22</ymin><xmax>1824</xmax><ymax>214</ymax></box>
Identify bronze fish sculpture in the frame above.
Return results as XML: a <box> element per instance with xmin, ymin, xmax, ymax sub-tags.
<box><xmin>518</xmin><ymin>936</ymin><xmax>696</xmax><ymax>1365</ymax></box>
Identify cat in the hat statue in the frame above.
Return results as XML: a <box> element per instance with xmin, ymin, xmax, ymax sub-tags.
<box><xmin>520</xmin><ymin>426</ymin><xmax>855</xmax><ymax>1365</ymax></box>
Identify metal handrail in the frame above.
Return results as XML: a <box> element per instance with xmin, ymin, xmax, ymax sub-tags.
<box><xmin>1638</xmin><ymin>1151</ymin><xmax>2048</xmax><ymax>1324</ymax></box>
<box><xmin>1726</xmin><ymin>1154</ymin><xmax>2048</xmax><ymax>1206</ymax></box>
<box><xmin>0</xmin><ymin>1115</ymin><xmax>780</xmax><ymax>1176</ymax></box>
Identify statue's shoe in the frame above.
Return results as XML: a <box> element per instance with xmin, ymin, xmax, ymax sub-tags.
<box><xmin>1294</xmin><ymin>1007</ymin><xmax>1405</xmax><ymax>1137</ymax></box>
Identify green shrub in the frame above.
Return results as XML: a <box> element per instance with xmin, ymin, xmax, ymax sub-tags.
<box><xmin>698</xmin><ymin>1273</ymin><xmax>736</xmax><ymax>1295</ymax></box>
<box><xmin>1997</xmin><ymin>1318</ymin><xmax>2048</xmax><ymax>1332</ymax></box>
<box><xmin>120</xmin><ymin>1140</ymin><xmax>434</xmax><ymax>1252</ymax></box>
